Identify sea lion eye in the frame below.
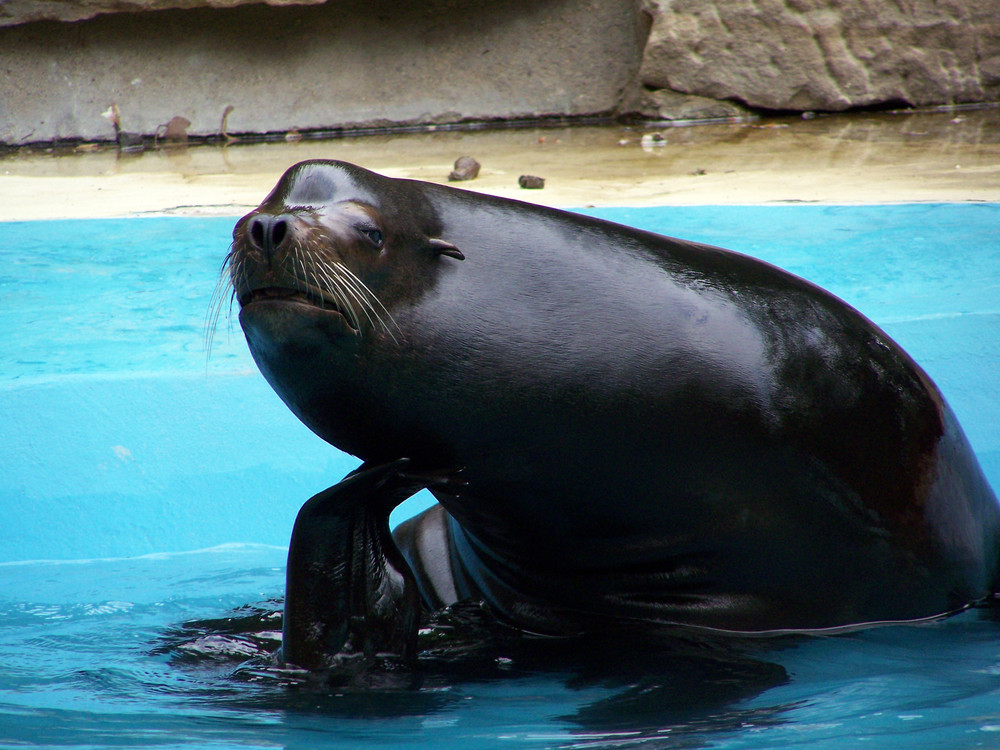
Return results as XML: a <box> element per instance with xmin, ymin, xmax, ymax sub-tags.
<box><xmin>360</xmin><ymin>227</ymin><xmax>383</xmax><ymax>247</ymax></box>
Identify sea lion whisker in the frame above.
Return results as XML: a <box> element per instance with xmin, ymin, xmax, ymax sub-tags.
<box><xmin>333</xmin><ymin>269</ymin><xmax>397</xmax><ymax>343</ymax></box>
<box><xmin>290</xmin><ymin>242</ymin><xmax>321</xmax><ymax>309</ymax></box>
<box><xmin>204</xmin><ymin>245</ymin><xmax>239</xmax><ymax>358</ymax></box>
<box><xmin>303</xmin><ymin>249</ymin><xmax>337</xmax><ymax>302</ymax></box>
<box><xmin>333</xmin><ymin>262</ymin><xmax>400</xmax><ymax>338</ymax></box>
<box><xmin>301</xmin><ymin>249</ymin><xmax>347</xmax><ymax>314</ymax></box>
<box><xmin>292</xmin><ymin>253</ymin><xmax>307</xmax><ymax>301</ymax></box>
<box><xmin>204</xmin><ymin>281</ymin><xmax>223</xmax><ymax>349</ymax></box>
<box><xmin>306</xmin><ymin>251</ymin><xmax>363</xmax><ymax>332</ymax></box>
<box><xmin>327</xmin><ymin>271</ymin><xmax>375</xmax><ymax>330</ymax></box>
<box><xmin>324</xmin><ymin>262</ymin><xmax>385</xmax><ymax>334</ymax></box>
<box><xmin>224</xmin><ymin>254</ymin><xmax>242</xmax><ymax>315</ymax></box>
<box><xmin>287</xmin><ymin>242</ymin><xmax>340</xmax><ymax>320</ymax></box>
<box><xmin>204</xmin><ymin>292</ymin><xmax>223</xmax><ymax>357</ymax></box>
<box><xmin>324</xmin><ymin>270</ymin><xmax>366</xmax><ymax>333</ymax></box>
<box><xmin>228</xmin><ymin>253</ymin><xmax>246</xmax><ymax>313</ymax></box>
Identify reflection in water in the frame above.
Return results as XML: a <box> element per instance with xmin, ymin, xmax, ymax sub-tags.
<box><xmin>157</xmin><ymin>598</ymin><xmax>792</xmax><ymax>745</ymax></box>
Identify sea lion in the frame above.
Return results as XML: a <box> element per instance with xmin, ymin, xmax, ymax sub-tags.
<box><xmin>227</xmin><ymin>159</ymin><xmax>1000</xmax><ymax>669</ymax></box>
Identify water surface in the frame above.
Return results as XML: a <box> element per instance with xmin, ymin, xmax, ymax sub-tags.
<box><xmin>1</xmin><ymin>204</ymin><xmax>999</xmax><ymax>748</ymax></box>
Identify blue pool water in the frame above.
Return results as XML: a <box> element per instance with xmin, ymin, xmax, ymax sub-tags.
<box><xmin>2</xmin><ymin>204</ymin><xmax>999</xmax><ymax>748</ymax></box>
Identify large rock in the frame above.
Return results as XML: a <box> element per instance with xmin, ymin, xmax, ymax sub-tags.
<box><xmin>0</xmin><ymin>0</ymin><xmax>323</xmax><ymax>26</ymax></box>
<box><xmin>640</xmin><ymin>0</ymin><xmax>1000</xmax><ymax>111</ymax></box>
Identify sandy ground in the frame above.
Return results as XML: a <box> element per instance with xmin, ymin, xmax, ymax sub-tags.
<box><xmin>1</xmin><ymin>108</ymin><xmax>999</xmax><ymax>221</ymax></box>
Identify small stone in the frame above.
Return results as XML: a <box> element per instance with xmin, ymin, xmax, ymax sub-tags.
<box><xmin>157</xmin><ymin>115</ymin><xmax>190</xmax><ymax>146</ymax></box>
<box><xmin>518</xmin><ymin>175</ymin><xmax>545</xmax><ymax>189</ymax></box>
<box><xmin>448</xmin><ymin>156</ymin><xmax>481</xmax><ymax>182</ymax></box>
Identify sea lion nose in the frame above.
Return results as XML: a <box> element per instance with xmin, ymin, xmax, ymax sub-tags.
<box><xmin>247</xmin><ymin>213</ymin><xmax>292</xmax><ymax>256</ymax></box>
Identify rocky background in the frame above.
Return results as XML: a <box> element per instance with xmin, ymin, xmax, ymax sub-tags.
<box><xmin>637</xmin><ymin>0</ymin><xmax>1000</xmax><ymax>120</ymax></box>
<box><xmin>1</xmin><ymin>0</ymin><xmax>998</xmax><ymax>146</ymax></box>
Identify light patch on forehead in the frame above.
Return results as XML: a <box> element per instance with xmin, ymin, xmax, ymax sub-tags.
<box><xmin>283</xmin><ymin>163</ymin><xmax>378</xmax><ymax>210</ymax></box>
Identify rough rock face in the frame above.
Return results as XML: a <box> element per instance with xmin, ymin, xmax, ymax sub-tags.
<box><xmin>640</xmin><ymin>0</ymin><xmax>1000</xmax><ymax>111</ymax></box>
<box><xmin>0</xmin><ymin>0</ymin><xmax>323</xmax><ymax>27</ymax></box>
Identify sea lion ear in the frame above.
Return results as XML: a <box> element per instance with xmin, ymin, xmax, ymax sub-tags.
<box><xmin>429</xmin><ymin>238</ymin><xmax>465</xmax><ymax>261</ymax></box>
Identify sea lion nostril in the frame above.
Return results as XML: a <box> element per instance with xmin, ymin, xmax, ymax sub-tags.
<box><xmin>272</xmin><ymin>217</ymin><xmax>289</xmax><ymax>248</ymax></box>
<box><xmin>248</xmin><ymin>215</ymin><xmax>267</xmax><ymax>251</ymax></box>
<box><xmin>247</xmin><ymin>214</ymin><xmax>290</xmax><ymax>254</ymax></box>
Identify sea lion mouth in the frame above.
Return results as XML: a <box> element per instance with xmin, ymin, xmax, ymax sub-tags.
<box><xmin>239</xmin><ymin>285</ymin><xmax>359</xmax><ymax>331</ymax></box>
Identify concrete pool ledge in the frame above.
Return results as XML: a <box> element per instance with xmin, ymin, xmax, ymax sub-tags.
<box><xmin>1</xmin><ymin>109</ymin><xmax>999</xmax><ymax>221</ymax></box>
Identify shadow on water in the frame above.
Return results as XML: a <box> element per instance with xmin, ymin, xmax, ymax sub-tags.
<box><xmin>154</xmin><ymin>599</ymin><xmax>794</xmax><ymax>745</ymax></box>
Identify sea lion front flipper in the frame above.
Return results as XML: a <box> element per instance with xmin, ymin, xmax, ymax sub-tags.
<box><xmin>281</xmin><ymin>458</ymin><xmax>434</xmax><ymax>671</ymax></box>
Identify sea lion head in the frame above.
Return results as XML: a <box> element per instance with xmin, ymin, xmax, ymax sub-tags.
<box><xmin>218</xmin><ymin>160</ymin><xmax>463</xmax><ymax>455</ymax></box>
<box><xmin>227</xmin><ymin>160</ymin><xmax>463</xmax><ymax>350</ymax></box>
